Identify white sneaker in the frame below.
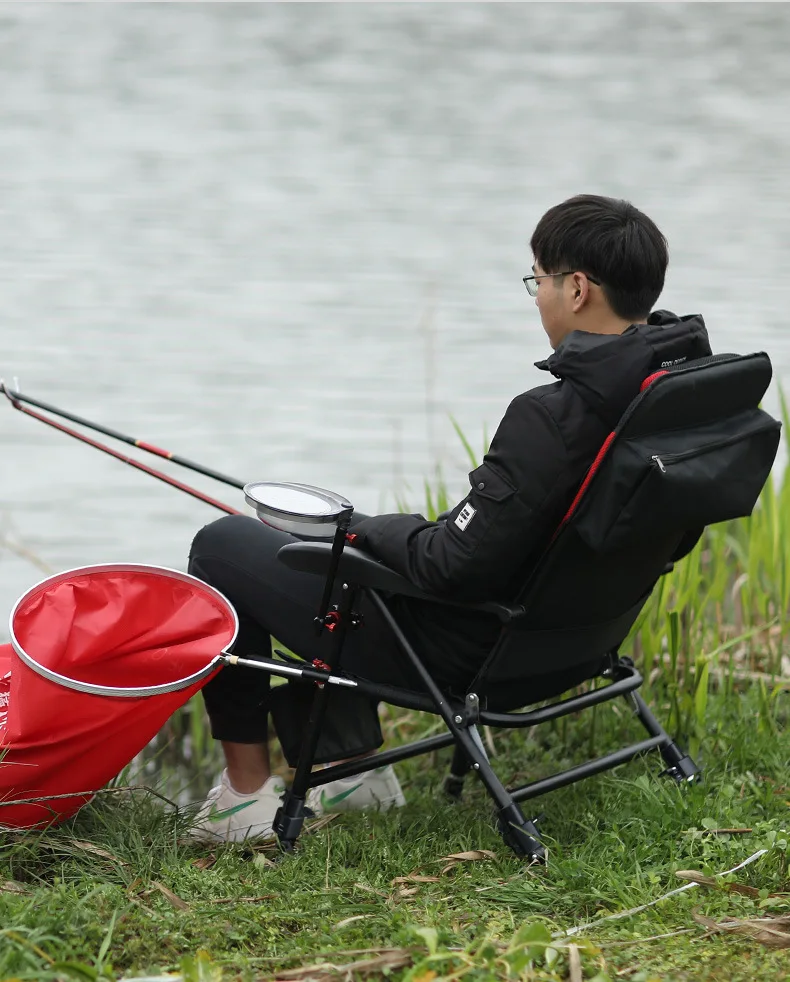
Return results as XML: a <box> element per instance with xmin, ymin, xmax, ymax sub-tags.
<box><xmin>306</xmin><ymin>764</ymin><xmax>406</xmax><ymax>815</ymax></box>
<box><xmin>191</xmin><ymin>771</ymin><xmax>286</xmax><ymax>843</ymax></box>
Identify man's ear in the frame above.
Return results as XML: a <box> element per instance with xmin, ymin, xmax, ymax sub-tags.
<box><xmin>570</xmin><ymin>272</ymin><xmax>591</xmax><ymax>312</ymax></box>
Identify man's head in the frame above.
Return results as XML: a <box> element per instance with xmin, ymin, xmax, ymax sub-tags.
<box><xmin>527</xmin><ymin>194</ymin><xmax>668</xmax><ymax>348</ymax></box>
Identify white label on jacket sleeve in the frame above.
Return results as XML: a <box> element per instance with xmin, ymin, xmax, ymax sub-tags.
<box><xmin>454</xmin><ymin>502</ymin><xmax>477</xmax><ymax>531</ymax></box>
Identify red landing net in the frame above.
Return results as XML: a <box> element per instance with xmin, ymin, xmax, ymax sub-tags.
<box><xmin>0</xmin><ymin>564</ymin><xmax>237</xmax><ymax>829</ymax></box>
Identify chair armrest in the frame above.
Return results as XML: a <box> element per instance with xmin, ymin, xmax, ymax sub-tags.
<box><xmin>277</xmin><ymin>541</ymin><xmax>525</xmax><ymax>623</ymax></box>
<box><xmin>278</xmin><ymin>541</ymin><xmax>429</xmax><ymax>598</ymax></box>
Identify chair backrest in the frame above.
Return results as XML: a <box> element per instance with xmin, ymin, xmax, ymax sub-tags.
<box><xmin>474</xmin><ymin>353</ymin><xmax>781</xmax><ymax>708</ymax></box>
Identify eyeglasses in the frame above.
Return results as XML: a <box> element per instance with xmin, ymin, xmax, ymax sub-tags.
<box><xmin>522</xmin><ymin>271</ymin><xmax>601</xmax><ymax>297</ymax></box>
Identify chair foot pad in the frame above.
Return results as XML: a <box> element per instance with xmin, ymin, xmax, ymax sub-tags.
<box><xmin>273</xmin><ymin>790</ymin><xmax>308</xmax><ymax>847</ymax></box>
<box><xmin>497</xmin><ymin>805</ymin><xmax>546</xmax><ymax>862</ymax></box>
<box><xmin>662</xmin><ymin>753</ymin><xmax>701</xmax><ymax>784</ymax></box>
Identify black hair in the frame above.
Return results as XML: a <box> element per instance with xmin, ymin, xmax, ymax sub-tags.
<box><xmin>530</xmin><ymin>194</ymin><xmax>668</xmax><ymax>322</ymax></box>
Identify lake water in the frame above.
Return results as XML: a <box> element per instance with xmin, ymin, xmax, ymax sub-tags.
<box><xmin>2</xmin><ymin>3</ymin><xmax>789</xmax><ymax>627</ymax></box>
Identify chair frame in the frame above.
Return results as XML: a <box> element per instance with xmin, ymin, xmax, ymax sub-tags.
<box><xmin>227</xmin><ymin>544</ymin><xmax>698</xmax><ymax>862</ymax></box>
<box><xmin>221</xmin><ymin>351</ymin><xmax>779</xmax><ymax>861</ymax></box>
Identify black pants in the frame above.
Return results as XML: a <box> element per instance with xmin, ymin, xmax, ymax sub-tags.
<box><xmin>188</xmin><ymin>514</ymin><xmax>446</xmax><ymax>750</ymax></box>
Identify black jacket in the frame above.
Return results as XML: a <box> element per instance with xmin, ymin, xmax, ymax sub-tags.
<box><xmin>354</xmin><ymin>311</ymin><xmax>711</xmax><ymax>624</ymax></box>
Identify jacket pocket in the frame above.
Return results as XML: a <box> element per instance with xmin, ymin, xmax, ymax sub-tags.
<box><xmin>468</xmin><ymin>463</ymin><xmax>517</xmax><ymax>502</ymax></box>
<box><xmin>447</xmin><ymin>462</ymin><xmax>517</xmax><ymax>550</ymax></box>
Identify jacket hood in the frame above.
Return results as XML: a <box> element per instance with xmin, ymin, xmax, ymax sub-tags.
<box><xmin>534</xmin><ymin>310</ymin><xmax>712</xmax><ymax>427</ymax></box>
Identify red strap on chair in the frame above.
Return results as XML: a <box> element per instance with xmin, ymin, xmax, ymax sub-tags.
<box><xmin>554</xmin><ymin>369</ymin><xmax>668</xmax><ymax>536</ymax></box>
<box><xmin>558</xmin><ymin>431</ymin><xmax>617</xmax><ymax>529</ymax></box>
<box><xmin>640</xmin><ymin>370</ymin><xmax>668</xmax><ymax>392</ymax></box>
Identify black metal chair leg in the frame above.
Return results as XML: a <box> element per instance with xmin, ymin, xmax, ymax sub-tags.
<box><xmin>452</xmin><ymin>723</ymin><xmax>546</xmax><ymax>862</ymax></box>
<box><xmin>363</xmin><ymin>594</ymin><xmax>547</xmax><ymax>862</ymax></box>
<box><xmin>272</xmin><ymin>681</ymin><xmax>333</xmax><ymax>852</ymax></box>
<box><xmin>443</xmin><ymin>745</ymin><xmax>472</xmax><ymax>800</ymax></box>
<box><xmin>273</xmin><ymin>681</ymin><xmax>330</xmax><ymax>850</ymax></box>
<box><xmin>274</xmin><ymin>583</ymin><xmax>358</xmax><ymax>852</ymax></box>
<box><xmin>629</xmin><ymin>690</ymin><xmax>701</xmax><ymax>783</ymax></box>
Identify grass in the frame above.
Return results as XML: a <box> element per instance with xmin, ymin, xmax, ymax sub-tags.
<box><xmin>4</xmin><ymin>418</ymin><xmax>790</xmax><ymax>979</ymax></box>
<box><xmin>3</xmin><ymin>691</ymin><xmax>790</xmax><ymax>981</ymax></box>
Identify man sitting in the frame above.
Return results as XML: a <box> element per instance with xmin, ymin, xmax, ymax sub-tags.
<box><xmin>189</xmin><ymin>193</ymin><xmax>711</xmax><ymax>842</ymax></box>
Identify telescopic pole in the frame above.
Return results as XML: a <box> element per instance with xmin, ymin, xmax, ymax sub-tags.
<box><xmin>0</xmin><ymin>384</ymin><xmax>245</xmax><ymax>489</ymax></box>
<box><xmin>1</xmin><ymin>382</ymin><xmax>242</xmax><ymax>516</ymax></box>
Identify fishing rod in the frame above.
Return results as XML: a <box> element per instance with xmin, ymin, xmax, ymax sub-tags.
<box><xmin>0</xmin><ymin>383</ymin><xmax>245</xmax><ymax>489</ymax></box>
<box><xmin>1</xmin><ymin>381</ymin><xmax>242</xmax><ymax>516</ymax></box>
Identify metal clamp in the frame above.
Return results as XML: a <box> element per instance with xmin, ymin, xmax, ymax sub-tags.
<box><xmin>452</xmin><ymin>692</ymin><xmax>481</xmax><ymax>728</ymax></box>
<box><xmin>316</xmin><ymin>605</ymin><xmax>364</xmax><ymax>633</ymax></box>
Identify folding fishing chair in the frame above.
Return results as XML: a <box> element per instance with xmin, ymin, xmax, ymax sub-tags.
<box><xmin>259</xmin><ymin>352</ymin><xmax>780</xmax><ymax>861</ymax></box>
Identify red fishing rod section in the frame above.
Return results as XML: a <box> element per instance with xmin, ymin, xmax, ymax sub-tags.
<box><xmin>1</xmin><ymin>382</ymin><xmax>242</xmax><ymax>516</ymax></box>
